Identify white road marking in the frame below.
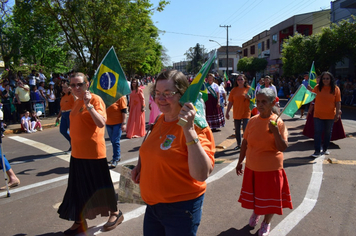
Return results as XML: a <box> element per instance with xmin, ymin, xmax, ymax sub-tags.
<box><xmin>270</xmin><ymin>155</ymin><xmax>324</xmax><ymax>235</ymax></box>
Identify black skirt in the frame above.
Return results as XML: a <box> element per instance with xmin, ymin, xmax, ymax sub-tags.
<box><xmin>58</xmin><ymin>156</ymin><xmax>118</xmax><ymax>221</ymax></box>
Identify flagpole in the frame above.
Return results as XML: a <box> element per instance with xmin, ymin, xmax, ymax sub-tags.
<box><xmin>276</xmin><ymin>84</ymin><xmax>303</xmax><ymax>120</ymax></box>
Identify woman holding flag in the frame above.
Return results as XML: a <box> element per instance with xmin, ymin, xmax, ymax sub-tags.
<box><xmin>225</xmin><ymin>74</ymin><xmax>251</xmax><ymax>150</ymax></box>
<box><xmin>58</xmin><ymin>72</ymin><xmax>123</xmax><ymax>235</ymax></box>
<box><xmin>236</xmin><ymin>88</ymin><xmax>292</xmax><ymax>236</ymax></box>
<box><xmin>131</xmin><ymin>70</ymin><xmax>215</xmax><ymax>236</ymax></box>
<box><xmin>311</xmin><ymin>71</ymin><xmax>341</xmax><ymax>157</ymax></box>
<box><xmin>205</xmin><ymin>73</ymin><xmax>225</xmax><ymax>131</ymax></box>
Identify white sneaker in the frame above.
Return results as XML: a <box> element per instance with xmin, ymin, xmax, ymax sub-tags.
<box><xmin>31</xmin><ymin>129</ymin><xmax>37</xmax><ymax>133</ymax></box>
<box><xmin>26</xmin><ymin>130</ymin><xmax>32</xmax><ymax>133</ymax></box>
<box><xmin>39</xmin><ymin>127</ymin><xmax>43</xmax><ymax>131</ymax></box>
<box><xmin>323</xmin><ymin>150</ymin><xmax>330</xmax><ymax>155</ymax></box>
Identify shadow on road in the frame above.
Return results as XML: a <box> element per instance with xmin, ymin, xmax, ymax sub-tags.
<box><xmin>217</xmin><ymin>224</ymin><xmax>258</xmax><ymax>235</ymax></box>
<box><xmin>37</xmin><ymin>167</ymin><xmax>69</xmax><ymax>176</ymax></box>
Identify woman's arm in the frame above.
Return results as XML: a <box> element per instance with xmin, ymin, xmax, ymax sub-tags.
<box><xmin>236</xmin><ymin>139</ymin><xmax>247</xmax><ymax>176</ymax></box>
<box><xmin>83</xmin><ymin>92</ymin><xmax>106</xmax><ymax>128</ymax></box>
<box><xmin>334</xmin><ymin>101</ymin><xmax>341</xmax><ymax>122</ymax></box>
<box><xmin>180</xmin><ymin>102</ymin><xmax>213</xmax><ymax>182</ymax></box>
<box><xmin>269</xmin><ymin>120</ymin><xmax>288</xmax><ymax>152</ymax></box>
<box><xmin>225</xmin><ymin>101</ymin><xmax>233</xmax><ymax>119</ymax></box>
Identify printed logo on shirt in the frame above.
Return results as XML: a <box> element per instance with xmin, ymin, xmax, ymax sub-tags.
<box><xmin>160</xmin><ymin>135</ymin><xmax>176</xmax><ymax>150</ymax></box>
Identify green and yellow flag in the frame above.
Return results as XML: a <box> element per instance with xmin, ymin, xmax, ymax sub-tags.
<box><xmin>89</xmin><ymin>47</ymin><xmax>131</xmax><ymax>107</ymax></box>
<box><xmin>282</xmin><ymin>85</ymin><xmax>316</xmax><ymax>118</ymax></box>
<box><xmin>224</xmin><ymin>71</ymin><xmax>229</xmax><ymax>82</ymax></box>
<box><xmin>247</xmin><ymin>77</ymin><xmax>256</xmax><ymax>110</ymax></box>
<box><xmin>179</xmin><ymin>50</ymin><xmax>217</xmax><ymax>128</ymax></box>
<box><xmin>308</xmin><ymin>61</ymin><xmax>317</xmax><ymax>89</ymax></box>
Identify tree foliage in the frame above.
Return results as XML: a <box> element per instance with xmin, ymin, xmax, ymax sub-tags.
<box><xmin>237</xmin><ymin>57</ymin><xmax>267</xmax><ymax>76</ymax></box>
<box><xmin>185</xmin><ymin>43</ymin><xmax>205</xmax><ymax>74</ymax></box>
<box><xmin>282</xmin><ymin>15</ymin><xmax>356</xmax><ymax>76</ymax></box>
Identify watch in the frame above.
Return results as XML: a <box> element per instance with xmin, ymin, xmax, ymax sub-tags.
<box><xmin>86</xmin><ymin>104</ymin><xmax>94</xmax><ymax>110</ymax></box>
<box><xmin>186</xmin><ymin>137</ymin><xmax>199</xmax><ymax>146</ymax></box>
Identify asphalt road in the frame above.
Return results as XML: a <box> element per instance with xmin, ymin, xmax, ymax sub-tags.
<box><xmin>1</xmin><ymin>84</ymin><xmax>356</xmax><ymax>236</ymax></box>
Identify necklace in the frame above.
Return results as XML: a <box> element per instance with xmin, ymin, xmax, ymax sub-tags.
<box><xmin>159</xmin><ymin>118</ymin><xmax>176</xmax><ymax>139</ymax></box>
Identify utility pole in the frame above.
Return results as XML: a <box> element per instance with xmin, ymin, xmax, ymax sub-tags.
<box><xmin>220</xmin><ymin>25</ymin><xmax>231</xmax><ymax>75</ymax></box>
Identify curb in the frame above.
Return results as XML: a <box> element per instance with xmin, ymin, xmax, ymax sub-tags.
<box><xmin>4</xmin><ymin>123</ymin><xmax>57</xmax><ymax>135</ymax></box>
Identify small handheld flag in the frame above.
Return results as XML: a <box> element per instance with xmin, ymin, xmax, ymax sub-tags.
<box><xmin>247</xmin><ymin>77</ymin><xmax>256</xmax><ymax>110</ymax></box>
<box><xmin>308</xmin><ymin>61</ymin><xmax>317</xmax><ymax>89</ymax></box>
<box><xmin>282</xmin><ymin>85</ymin><xmax>316</xmax><ymax>118</ymax></box>
<box><xmin>179</xmin><ymin>50</ymin><xmax>217</xmax><ymax>128</ymax></box>
<box><xmin>89</xmin><ymin>46</ymin><xmax>131</xmax><ymax>107</ymax></box>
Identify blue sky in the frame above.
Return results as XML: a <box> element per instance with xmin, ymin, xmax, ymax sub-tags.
<box><xmin>151</xmin><ymin>0</ymin><xmax>332</xmax><ymax>65</ymax></box>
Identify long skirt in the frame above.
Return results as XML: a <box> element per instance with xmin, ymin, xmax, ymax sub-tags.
<box><xmin>205</xmin><ymin>94</ymin><xmax>225</xmax><ymax>129</ymax></box>
<box><xmin>58</xmin><ymin>156</ymin><xmax>117</xmax><ymax>221</ymax></box>
<box><xmin>303</xmin><ymin>107</ymin><xmax>346</xmax><ymax>141</ymax></box>
<box><xmin>238</xmin><ymin>167</ymin><xmax>293</xmax><ymax>215</ymax></box>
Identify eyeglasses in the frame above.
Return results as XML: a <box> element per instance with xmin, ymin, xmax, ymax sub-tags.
<box><xmin>154</xmin><ymin>91</ymin><xmax>178</xmax><ymax>98</ymax></box>
<box><xmin>70</xmin><ymin>83</ymin><xmax>84</xmax><ymax>88</ymax></box>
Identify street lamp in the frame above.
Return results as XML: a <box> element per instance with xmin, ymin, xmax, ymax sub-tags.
<box><xmin>209</xmin><ymin>39</ymin><xmax>222</xmax><ymax>47</ymax></box>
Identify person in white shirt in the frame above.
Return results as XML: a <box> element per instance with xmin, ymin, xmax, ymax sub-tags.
<box><xmin>21</xmin><ymin>110</ymin><xmax>35</xmax><ymax>133</ymax></box>
<box><xmin>38</xmin><ymin>69</ymin><xmax>47</xmax><ymax>83</ymax></box>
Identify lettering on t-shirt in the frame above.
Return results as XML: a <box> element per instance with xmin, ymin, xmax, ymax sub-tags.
<box><xmin>160</xmin><ymin>135</ymin><xmax>176</xmax><ymax>150</ymax></box>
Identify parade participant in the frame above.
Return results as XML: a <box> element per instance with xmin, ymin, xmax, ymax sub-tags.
<box><xmin>0</xmin><ymin>156</ymin><xmax>20</xmax><ymax>190</ymax></box>
<box><xmin>299</xmin><ymin>72</ymin><xmax>311</xmax><ymax>118</ymax></box>
<box><xmin>58</xmin><ymin>72</ymin><xmax>123</xmax><ymax>235</ymax></box>
<box><xmin>55</xmin><ymin>82</ymin><xmax>74</xmax><ymax>152</ymax></box>
<box><xmin>106</xmin><ymin>96</ymin><xmax>127</xmax><ymax>168</ymax></box>
<box><xmin>256</xmin><ymin>76</ymin><xmax>277</xmax><ymax>97</ymax></box>
<box><xmin>226</xmin><ymin>74</ymin><xmax>251</xmax><ymax>150</ymax></box>
<box><xmin>236</xmin><ymin>88</ymin><xmax>292</xmax><ymax>236</ymax></box>
<box><xmin>311</xmin><ymin>71</ymin><xmax>341</xmax><ymax>157</ymax></box>
<box><xmin>148</xmin><ymin>94</ymin><xmax>161</xmax><ymax>125</ymax></box>
<box><xmin>205</xmin><ymin>73</ymin><xmax>225</xmax><ymax>131</ymax></box>
<box><xmin>126</xmin><ymin>78</ymin><xmax>146</xmax><ymax>139</ymax></box>
<box><xmin>303</xmin><ymin>76</ymin><xmax>346</xmax><ymax>142</ymax></box>
<box><xmin>131</xmin><ymin>70</ymin><xmax>215</xmax><ymax>236</ymax></box>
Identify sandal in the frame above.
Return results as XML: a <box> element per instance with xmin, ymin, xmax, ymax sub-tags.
<box><xmin>103</xmin><ymin>210</ymin><xmax>124</xmax><ymax>231</ymax></box>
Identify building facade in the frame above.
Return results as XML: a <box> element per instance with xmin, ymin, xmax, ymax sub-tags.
<box><xmin>216</xmin><ymin>46</ymin><xmax>242</xmax><ymax>75</ymax></box>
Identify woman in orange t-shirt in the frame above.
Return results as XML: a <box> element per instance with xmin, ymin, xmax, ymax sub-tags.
<box><xmin>55</xmin><ymin>81</ymin><xmax>74</xmax><ymax>152</ymax></box>
<box><xmin>311</xmin><ymin>71</ymin><xmax>341</xmax><ymax>157</ymax></box>
<box><xmin>225</xmin><ymin>74</ymin><xmax>251</xmax><ymax>150</ymax></box>
<box><xmin>236</xmin><ymin>88</ymin><xmax>292</xmax><ymax>236</ymax></box>
<box><xmin>57</xmin><ymin>73</ymin><xmax>123</xmax><ymax>235</ymax></box>
<box><xmin>131</xmin><ymin>70</ymin><xmax>215</xmax><ymax>236</ymax></box>
<box><xmin>126</xmin><ymin>78</ymin><xmax>146</xmax><ymax>138</ymax></box>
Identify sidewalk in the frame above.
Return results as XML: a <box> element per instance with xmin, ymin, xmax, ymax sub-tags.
<box><xmin>4</xmin><ymin>116</ymin><xmax>58</xmax><ymax>135</ymax></box>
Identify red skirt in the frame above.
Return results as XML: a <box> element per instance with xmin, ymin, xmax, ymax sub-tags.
<box><xmin>238</xmin><ymin>167</ymin><xmax>293</xmax><ymax>215</ymax></box>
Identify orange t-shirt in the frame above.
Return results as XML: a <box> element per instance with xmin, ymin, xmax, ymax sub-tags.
<box><xmin>139</xmin><ymin>115</ymin><xmax>216</xmax><ymax>205</ymax></box>
<box><xmin>312</xmin><ymin>85</ymin><xmax>341</xmax><ymax>119</ymax></box>
<box><xmin>243</xmin><ymin>114</ymin><xmax>288</xmax><ymax>172</ymax></box>
<box><xmin>228</xmin><ymin>86</ymin><xmax>251</xmax><ymax>119</ymax></box>
<box><xmin>60</xmin><ymin>93</ymin><xmax>74</xmax><ymax>111</ymax></box>
<box><xmin>70</xmin><ymin>94</ymin><xmax>107</xmax><ymax>159</ymax></box>
<box><xmin>106</xmin><ymin>96</ymin><xmax>127</xmax><ymax>125</ymax></box>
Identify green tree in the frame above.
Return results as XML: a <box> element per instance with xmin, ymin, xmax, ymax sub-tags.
<box><xmin>185</xmin><ymin>43</ymin><xmax>205</xmax><ymax>74</ymax></box>
<box><xmin>237</xmin><ymin>57</ymin><xmax>267</xmax><ymax>76</ymax></box>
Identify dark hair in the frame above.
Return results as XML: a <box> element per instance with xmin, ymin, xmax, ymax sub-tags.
<box><xmin>69</xmin><ymin>72</ymin><xmax>89</xmax><ymax>83</ymax></box>
<box><xmin>130</xmin><ymin>78</ymin><xmax>138</xmax><ymax>93</ymax></box>
<box><xmin>151</xmin><ymin>70</ymin><xmax>189</xmax><ymax>98</ymax></box>
<box><xmin>319</xmin><ymin>71</ymin><xmax>336</xmax><ymax>94</ymax></box>
<box><xmin>61</xmin><ymin>81</ymin><xmax>71</xmax><ymax>96</ymax></box>
<box><xmin>233</xmin><ymin>74</ymin><xmax>248</xmax><ymax>88</ymax></box>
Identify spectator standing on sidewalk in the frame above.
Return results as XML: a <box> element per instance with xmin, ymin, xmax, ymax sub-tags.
<box><xmin>15</xmin><ymin>80</ymin><xmax>32</xmax><ymax>117</ymax></box>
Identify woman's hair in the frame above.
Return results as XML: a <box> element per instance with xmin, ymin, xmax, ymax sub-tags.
<box><xmin>131</xmin><ymin>78</ymin><xmax>138</xmax><ymax>92</ymax></box>
<box><xmin>61</xmin><ymin>81</ymin><xmax>71</xmax><ymax>96</ymax></box>
<box><xmin>264</xmin><ymin>75</ymin><xmax>273</xmax><ymax>85</ymax></box>
<box><xmin>319</xmin><ymin>71</ymin><xmax>336</xmax><ymax>94</ymax></box>
<box><xmin>151</xmin><ymin>70</ymin><xmax>189</xmax><ymax>98</ymax></box>
<box><xmin>233</xmin><ymin>74</ymin><xmax>248</xmax><ymax>88</ymax></box>
<box><xmin>256</xmin><ymin>88</ymin><xmax>276</xmax><ymax>103</ymax></box>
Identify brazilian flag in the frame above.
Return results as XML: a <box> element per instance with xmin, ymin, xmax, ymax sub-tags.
<box><xmin>247</xmin><ymin>77</ymin><xmax>256</xmax><ymax>110</ymax></box>
<box><xmin>282</xmin><ymin>85</ymin><xmax>316</xmax><ymax>118</ymax></box>
<box><xmin>89</xmin><ymin>47</ymin><xmax>131</xmax><ymax>107</ymax></box>
<box><xmin>224</xmin><ymin>71</ymin><xmax>229</xmax><ymax>82</ymax></box>
<box><xmin>179</xmin><ymin>50</ymin><xmax>217</xmax><ymax>128</ymax></box>
<box><xmin>308</xmin><ymin>61</ymin><xmax>317</xmax><ymax>89</ymax></box>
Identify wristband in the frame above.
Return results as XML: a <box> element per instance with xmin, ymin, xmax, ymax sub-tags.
<box><xmin>186</xmin><ymin>137</ymin><xmax>199</xmax><ymax>146</ymax></box>
<box><xmin>86</xmin><ymin>104</ymin><xmax>94</xmax><ymax>110</ymax></box>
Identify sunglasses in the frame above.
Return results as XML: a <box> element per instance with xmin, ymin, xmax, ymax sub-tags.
<box><xmin>70</xmin><ymin>83</ymin><xmax>85</xmax><ymax>88</ymax></box>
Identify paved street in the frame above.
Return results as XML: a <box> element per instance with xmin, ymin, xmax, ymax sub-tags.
<box><xmin>1</xmin><ymin>85</ymin><xmax>356</xmax><ymax>236</ymax></box>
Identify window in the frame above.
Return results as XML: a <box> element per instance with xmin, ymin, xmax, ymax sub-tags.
<box><xmin>250</xmin><ymin>45</ymin><xmax>255</xmax><ymax>55</ymax></box>
<box><xmin>272</xmin><ymin>34</ymin><xmax>277</xmax><ymax>44</ymax></box>
<box><xmin>262</xmin><ymin>41</ymin><xmax>265</xmax><ymax>51</ymax></box>
<box><xmin>267</xmin><ymin>39</ymin><xmax>270</xmax><ymax>49</ymax></box>
<box><xmin>243</xmin><ymin>48</ymin><xmax>248</xmax><ymax>56</ymax></box>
